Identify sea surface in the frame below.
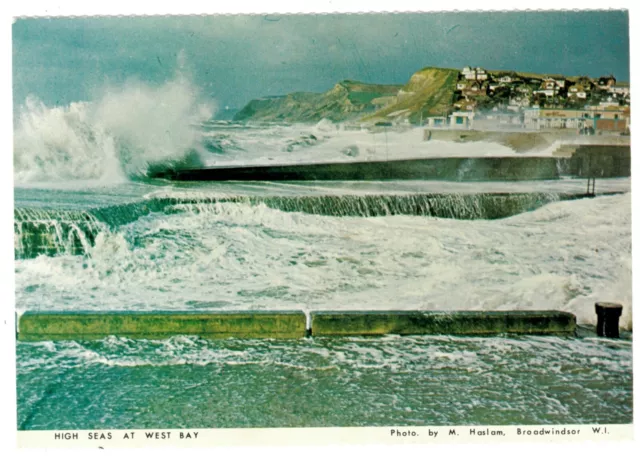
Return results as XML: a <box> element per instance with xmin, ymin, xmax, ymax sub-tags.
<box><xmin>13</xmin><ymin>90</ymin><xmax>633</xmax><ymax>429</ymax></box>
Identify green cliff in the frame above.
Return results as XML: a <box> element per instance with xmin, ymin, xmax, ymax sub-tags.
<box><xmin>233</xmin><ymin>67</ymin><xmax>459</xmax><ymax>124</ymax></box>
<box><xmin>233</xmin><ymin>80</ymin><xmax>402</xmax><ymax>123</ymax></box>
<box><xmin>363</xmin><ymin>67</ymin><xmax>459</xmax><ymax>123</ymax></box>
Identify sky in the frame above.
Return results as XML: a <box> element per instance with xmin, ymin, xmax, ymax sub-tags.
<box><xmin>12</xmin><ymin>11</ymin><xmax>630</xmax><ymax>112</ymax></box>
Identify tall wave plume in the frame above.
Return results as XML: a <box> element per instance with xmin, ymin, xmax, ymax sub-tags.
<box><xmin>14</xmin><ymin>76</ymin><xmax>215</xmax><ymax>184</ymax></box>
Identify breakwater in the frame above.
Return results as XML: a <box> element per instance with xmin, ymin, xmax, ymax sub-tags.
<box><xmin>557</xmin><ymin>145</ymin><xmax>631</xmax><ymax>178</ymax></box>
<box><xmin>17</xmin><ymin>309</ymin><xmax>577</xmax><ymax>341</ymax></box>
<box><xmin>14</xmin><ymin>191</ymin><xmax>593</xmax><ymax>259</ymax></box>
<box><xmin>156</xmin><ymin>156</ymin><xmax>562</xmax><ymax>181</ymax></box>
<box><xmin>154</xmin><ymin>147</ymin><xmax>631</xmax><ymax>182</ymax></box>
<box><xmin>17</xmin><ymin>311</ymin><xmax>307</xmax><ymax>341</ymax></box>
<box><xmin>311</xmin><ymin>310</ymin><xmax>577</xmax><ymax>336</ymax></box>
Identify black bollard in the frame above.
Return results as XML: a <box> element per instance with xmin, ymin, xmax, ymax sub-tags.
<box><xmin>595</xmin><ymin>302</ymin><xmax>623</xmax><ymax>338</ymax></box>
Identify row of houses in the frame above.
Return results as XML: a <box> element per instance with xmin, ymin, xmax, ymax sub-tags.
<box><xmin>455</xmin><ymin>67</ymin><xmax>630</xmax><ymax>110</ymax></box>
<box><xmin>423</xmin><ymin>67</ymin><xmax>631</xmax><ymax>133</ymax></box>
<box><xmin>425</xmin><ymin>107</ymin><xmax>630</xmax><ymax>134</ymax></box>
<box><xmin>524</xmin><ymin>107</ymin><xmax>630</xmax><ymax>132</ymax></box>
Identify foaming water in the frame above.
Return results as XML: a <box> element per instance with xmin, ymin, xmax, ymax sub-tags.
<box><xmin>14</xmin><ymin>193</ymin><xmax>632</xmax><ymax>328</ymax></box>
<box><xmin>14</xmin><ymin>76</ymin><xmax>214</xmax><ymax>184</ymax></box>
<box><xmin>14</xmin><ymin>208</ymin><xmax>106</xmax><ymax>259</ymax></box>
<box><xmin>16</xmin><ymin>334</ymin><xmax>632</xmax><ymax>428</ymax></box>
<box><xmin>17</xmin><ymin>334</ymin><xmax>632</xmax><ymax>373</ymax></box>
<box><xmin>198</xmin><ymin>120</ymin><xmax>522</xmax><ymax>167</ymax></box>
<box><xmin>17</xmin><ymin>182</ymin><xmax>606</xmax><ymax>260</ymax></box>
<box><xmin>14</xmin><ymin>180</ymin><xmax>632</xmax><ymax>429</ymax></box>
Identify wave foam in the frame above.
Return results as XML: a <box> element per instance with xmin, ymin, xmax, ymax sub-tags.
<box><xmin>14</xmin><ymin>77</ymin><xmax>215</xmax><ymax>184</ymax></box>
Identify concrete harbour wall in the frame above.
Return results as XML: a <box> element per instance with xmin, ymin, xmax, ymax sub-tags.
<box><xmin>159</xmin><ymin>147</ymin><xmax>630</xmax><ymax>182</ymax></box>
<box><xmin>311</xmin><ymin>310</ymin><xmax>577</xmax><ymax>336</ymax></box>
<box><xmin>17</xmin><ymin>311</ymin><xmax>308</xmax><ymax>341</ymax></box>
<box><xmin>160</xmin><ymin>157</ymin><xmax>563</xmax><ymax>182</ymax></box>
<box><xmin>15</xmin><ymin>192</ymin><xmax>597</xmax><ymax>260</ymax></box>
<box><xmin>17</xmin><ymin>310</ymin><xmax>577</xmax><ymax>341</ymax></box>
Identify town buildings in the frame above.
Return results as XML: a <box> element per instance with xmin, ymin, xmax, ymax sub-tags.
<box><xmin>432</xmin><ymin>67</ymin><xmax>631</xmax><ymax>134</ymax></box>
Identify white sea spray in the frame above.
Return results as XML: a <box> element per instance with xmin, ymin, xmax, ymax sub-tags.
<box><xmin>14</xmin><ymin>76</ymin><xmax>215</xmax><ymax>183</ymax></box>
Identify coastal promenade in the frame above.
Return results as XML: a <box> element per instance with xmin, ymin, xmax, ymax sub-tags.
<box><xmin>424</xmin><ymin>130</ymin><xmax>630</xmax><ymax>154</ymax></box>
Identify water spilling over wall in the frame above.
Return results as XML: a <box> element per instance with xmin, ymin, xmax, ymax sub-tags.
<box><xmin>14</xmin><ymin>192</ymin><xmax>590</xmax><ymax>259</ymax></box>
<box><xmin>14</xmin><ymin>209</ymin><xmax>106</xmax><ymax>259</ymax></box>
<box><xmin>223</xmin><ymin>192</ymin><xmax>568</xmax><ymax>219</ymax></box>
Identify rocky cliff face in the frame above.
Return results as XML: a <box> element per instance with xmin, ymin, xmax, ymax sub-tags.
<box><xmin>363</xmin><ymin>67</ymin><xmax>459</xmax><ymax>124</ymax></box>
<box><xmin>233</xmin><ymin>80</ymin><xmax>402</xmax><ymax>123</ymax></box>
<box><xmin>233</xmin><ymin>68</ymin><xmax>459</xmax><ymax>124</ymax></box>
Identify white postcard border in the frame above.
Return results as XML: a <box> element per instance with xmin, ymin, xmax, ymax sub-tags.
<box><xmin>2</xmin><ymin>1</ymin><xmax>639</xmax><ymax>460</ymax></box>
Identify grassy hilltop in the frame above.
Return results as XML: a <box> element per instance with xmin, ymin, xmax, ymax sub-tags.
<box><xmin>233</xmin><ymin>80</ymin><xmax>402</xmax><ymax>123</ymax></box>
<box><xmin>363</xmin><ymin>67</ymin><xmax>459</xmax><ymax>124</ymax></box>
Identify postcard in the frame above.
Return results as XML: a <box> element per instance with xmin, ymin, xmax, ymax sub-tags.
<box><xmin>9</xmin><ymin>4</ymin><xmax>634</xmax><ymax>450</ymax></box>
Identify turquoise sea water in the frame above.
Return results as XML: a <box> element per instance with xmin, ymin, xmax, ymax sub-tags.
<box><xmin>13</xmin><ymin>108</ymin><xmax>633</xmax><ymax>430</ymax></box>
<box><xmin>14</xmin><ymin>179</ymin><xmax>633</xmax><ymax>430</ymax></box>
<box><xmin>16</xmin><ymin>334</ymin><xmax>633</xmax><ymax>429</ymax></box>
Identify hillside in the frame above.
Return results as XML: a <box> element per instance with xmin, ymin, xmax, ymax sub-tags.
<box><xmin>233</xmin><ymin>80</ymin><xmax>402</xmax><ymax>122</ymax></box>
<box><xmin>232</xmin><ymin>65</ymin><xmax>628</xmax><ymax>125</ymax></box>
<box><xmin>363</xmin><ymin>67</ymin><xmax>459</xmax><ymax>124</ymax></box>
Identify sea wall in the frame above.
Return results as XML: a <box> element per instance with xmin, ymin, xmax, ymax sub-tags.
<box><xmin>17</xmin><ymin>311</ymin><xmax>308</xmax><ymax>341</ymax></box>
<box><xmin>246</xmin><ymin>192</ymin><xmax>584</xmax><ymax>219</ymax></box>
<box><xmin>17</xmin><ymin>310</ymin><xmax>578</xmax><ymax>341</ymax></box>
<box><xmin>161</xmin><ymin>146</ymin><xmax>630</xmax><ymax>182</ymax></box>
<box><xmin>311</xmin><ymin>310</ymin><xmax>577</xmax><ymax>336</ymax></box>
<box><xmin>14</xmin><ymin>192</ymin><xmax>593</xmax><ymax>259</ymax></box>
<box><xmin>559</xmin><ymin>145</ymin><xmax>632</xmax><ymax>178</ymax></box>
<box><xmin>163</xmin><ymin>156</ymin><xmax>562</xmax><ymax>181</ymax></box>
<box><xmin>425</xmin><ymin>130</ymin><xmax>630</xmax><ymax>154</ymax></box>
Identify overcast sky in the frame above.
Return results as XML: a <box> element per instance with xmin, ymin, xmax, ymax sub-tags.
<box><xmin>13</xmin><ymin>11</ymin><xmax>630</xmax><ymax>111</ymax></box>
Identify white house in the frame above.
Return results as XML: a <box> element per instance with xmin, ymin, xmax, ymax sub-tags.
<box><xmin>425</xmin><ymin>116</ymin><xmax>448</xmax><ymax>128</ymax></box>
<box><xmin>535</xmin><ymin>78</ymin><xmax>560</xmax><ymax>97</ymax></box>
<box><xmin>598</xmin><ymin>96</ymin><xmax>621</xmax><ymax>109</ymax></box>
<box><xmin>610</xmin><ymin>83</ymin><xmax>630</xmax><ymax>96</ymax></box>
<box><xmin>523</xmin><ymin>107</ymin><xmax>541</xmax><ymax>129</ymax></box>
<box><xmin>508</xmin><ymin>96</ymin><xmax>531</xmax><ymax>108</ymax></box>
<box><xmin>568</xmin><ymin>84</ymin><xmax>588</xmax><ymax>99</ymax></box>
<box><xmin>449</xmin><ymin>111</ymin><xmax>475</xmax><ymax>129</ymax></box>
<box><xmin>516</xmin><ymin>86</ymin><xmax>533</xmax><ymax>95</ymax></box>
<box><xmin>461</xmin><ymin>66</ymin><xmax>488</xmax><ymax>81</ymax></box>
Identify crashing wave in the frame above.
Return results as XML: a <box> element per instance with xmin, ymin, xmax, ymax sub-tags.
<box><xmin>14</xmin><ymin>76</ymin><xmax>215</xmax><ymax>183</ymax></box>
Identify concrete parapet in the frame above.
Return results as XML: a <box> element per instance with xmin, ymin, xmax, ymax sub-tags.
<box><xmin>17</xmin><ymin>310</ymin><xmax>308</xmax><ymax>341</ymax></box>
<box><xmin>311</xmin><ymin>310</ymin><xmax>577</xmax><ymax>336</ymax></box>
<box><xmin>17</xmin><ymin>310</ymin><xmax>577</xmax><ymax>341</ymax></box>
